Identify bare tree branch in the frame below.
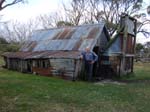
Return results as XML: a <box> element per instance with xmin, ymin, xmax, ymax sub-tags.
<box><xmin>62</xmin><ymin>0</ymin><xmax>88</xmax><ymax>26</ymax></box>
<box><xmin>0</xmin><ymin>19</ymin><xmax>38</xmax><ymax>43</ymax></box>
<box><xmin>0</xmin><ymin>0</ymin><xmax>25</xmax><ymax>11</ymax></box>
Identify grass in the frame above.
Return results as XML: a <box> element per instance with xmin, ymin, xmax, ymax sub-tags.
<box><xmin>0</xmin><ymin>56</ymin><xmax>4</xmax><ymax>66</ymax></box>
<box><xmin>121</xmin><ymin>62</ymin><xmax>150</xmax><ymax>81</ymax></box>
<box><xmin>0</xmin><ymin>57</ymin><xmax>150</xmax><ymax>112</ymax></box>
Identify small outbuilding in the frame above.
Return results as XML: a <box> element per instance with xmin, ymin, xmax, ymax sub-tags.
<box><xmin>2</xmin><ymin>14</ymin><xmax>137</xmax><ymax>80</ymax></box>
<box><xmin>2</xmin><ymin>23</ymin><xmax>110</xmax><ymax>80</ymax></box>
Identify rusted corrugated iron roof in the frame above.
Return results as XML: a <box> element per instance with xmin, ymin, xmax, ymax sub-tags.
<box><xmin>2</xmin><ymin>52</ymin><xmax>33</xmax><ymax>59</ymax></box>
<box><xmin>4</xmin><ymin>23</ymin><xmax>110</xmax><ymax>59</ymax></box>
<box><xmin>20</xmin><ymin>23</ymin><xmax>107</xmax><ymax>52</ymax></box>
<box><xmin>2</xmin><ymin>51</ymin><xmax>81</xmax><ymax>59</ymax></box>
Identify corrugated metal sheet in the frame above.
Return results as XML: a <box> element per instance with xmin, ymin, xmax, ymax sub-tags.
<box><xmin>20</xmin><ymin>23</ymin><xmax>105</xmax><ymax>52</ymax></box>
<box><xmin>20</xmin><ymin>41</ymin><xmax>37</xmax><ymax>52</ymax></box>
<box><xmin>108</xmin><ymin>37</ymin><xmax>121</xmax><ymax>53</ymax></box>
<box><xmin>103</xmin><ymin>36</ymin><xmax>122</xmax><ymax>56</ymax></box>
<box><xmin>2</xmin><ymin>51</ymin><xmax>80</xmax><ymax>59</ymax></box>
<box><xmin>2</xmin><ymin>52</ymin><xmax>33</xmax><ymax>59</ymax></box>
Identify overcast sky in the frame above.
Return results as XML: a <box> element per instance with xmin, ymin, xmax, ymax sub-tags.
<box><xmin>0</xmin><ymin>0</ymin><xmax>71</xmax><ymax>22</ymax></box>
<box><xmin>0</xmin><ymin>0</ymin><xmax>150</xmax><ymax>44</ymax></box>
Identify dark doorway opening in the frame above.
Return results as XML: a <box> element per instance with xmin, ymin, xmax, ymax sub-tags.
<box><xmin>98</xmin><ymin>56</ymin><xmax>114</xmax><ymax>79</ymax></box>
<box><xmin>92</xmin><ymin>46</ymin><xmax>99</xmax><ymax>78</ymax></box>
<box><xmin>27</xmin><ymin>60</ymin><xmax>32</xmax><ymax>73</ymax></box>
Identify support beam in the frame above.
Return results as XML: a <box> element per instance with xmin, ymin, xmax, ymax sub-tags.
<box><xmin>132</xmin><ymin>19</ymin><xmax>137</xmax><ymax>73</ymax></box>
<box><xmin>120</xmin><ymin>23</ymin><xmax>128</xmax><ymax>75</ymax></box>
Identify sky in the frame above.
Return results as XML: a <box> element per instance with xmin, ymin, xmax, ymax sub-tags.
<box><xmin>0</xmin><ymin>0</ymin><xmax>150</xmax><ymax>44</ymax></box>
<box><xmin>0</xmin><ymin>0</ymin><xmax>67</xmax><ymax>22</ymax></box>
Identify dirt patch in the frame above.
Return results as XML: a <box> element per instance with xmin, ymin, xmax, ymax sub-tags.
<box><xmin>94</xmin><ymin>79</ymin><xmax>126</xmax><ymax>85</ymax></box>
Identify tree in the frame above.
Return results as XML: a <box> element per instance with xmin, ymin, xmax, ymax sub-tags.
<box><xmin>38</xmin><ymin>12</ymin><xmax>64</xmax><ymax>29</ymax></box>
<box><xmin>0</xmin><ymin>0</ymin><xmax>27</xmax><ymax>43</ymax></box>
<box><xmin>0</xmin><ymin>36</ymin><xmax>20</xmax><ymax>52</ymax></box>
<box><xmin>144</xmin><ymin>41</ymin><xmax>150</xmax><ymax>49</ymax></box>
<box><xmin>1</xmin><ymin>19</ymin><xmax>38</xmax><ymax>43</ymax></box>
<box><xmin>136</xmin><ymin>43</ymin><xmax>144</xmax><ymax>53</ymax></box>
<box><xmin>0</xmin><ymin>0</ymin><xmax>25</xmax><ymax>11</ymax></box>
<box><xmin>135</xmin><ymin>42</ymin><xmax>150</xmax><ymax>59</ymax></box>
<box><xmin>62</xmin><ymin>0</ymin><xmax>88</xmax><ymax>26</ymax></box>
<box><xmin>88</xmin><ymin>0</ymin><xmax>150</xmax><ymax>37</ymax></box>
<box><xmin>61</xmin><ymin>0</ymin><xmax>150</xmax><ymax>37</ymax></box>
<box><xmin>56</xmin><ymin>21</ymin><xmax>74</xmax><ymax>27</ymax></box>
<box><xmin>144</xmin><ymin>41</ymin><xmax>150</xmax><ymax>57</ymax></box>
<box><xmin>12</xmin><ymin>20</ymin><xmax>38</xmax><ymax>43</ymax></box>
<box><xmin>0</xmin><ymin>36</ymin><xmax>8</xmax><ymax>44</ymax></box>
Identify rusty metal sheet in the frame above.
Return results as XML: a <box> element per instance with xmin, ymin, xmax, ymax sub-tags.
<box><xmin>52</xmin><ymin>28</ymin><xmax>76</xmax><ymax>39</ymax></box>
<box><xmin>33</xmin><ymin>39</ymin><xmax>79</xmax><ymax>51</ymax></box>
<box><xmin>2</xmin><ymin>52</ymin><xmax>32</xmax><ymax>59</ymax></box>
<box><xmin>72</xmin><ymin>39</ymin><xmax>82</xmax><ymax>50</ymax></box>
<box><xmin>70</xmin><ymin>26</ymin><xmax>91</xmax><ymax>39</ymax></box>
<box><xmin>21</xmin><ymin>23</ymin><xmax>105</xmax><ymax>52</ymax></box>
<box><xmin>47</xmin><ymin>51</ymin><xmax>80</xmax><ymax>59</ymax></box>
<box><xmin>87</xmin><ymin>27</ymin><xmax>100</xmax><ymax>39</ymax></box>
<box><xmin>2</xmin><ymin>51</ymin><xmax>81</xmax><ymax>59</ymax></box>
<box><xmin>79</xmin><ymin>39</ymin><xmax>96</xmax><ymax>51</ymax></box>
<box><xmin>25</xmin><ymin>51</ymin><xmax>58</xmax><ymax>59</ymax></box>
<box><xmin>20</xmin><ymin>41</ymin><xmax>37</xmax><ymax>52</ymax></box>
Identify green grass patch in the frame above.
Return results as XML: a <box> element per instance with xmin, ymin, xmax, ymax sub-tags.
<box><xmin>120</xmin><ymin>62</ymin><xmax>150</xmax><ymax>81</ymax></box>
<box><xmin>0</xmin><ymin>56</ymin><xmax>4</xmax><ymax>67</ymax></box>
<box><xmin>0</xmin><ymin>58</ymin><xmax>150</xmax><ymax>112</ymax></box>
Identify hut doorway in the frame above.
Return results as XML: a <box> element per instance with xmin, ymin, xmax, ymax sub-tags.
<box><xmin>27</xmin><ymin>60</ymin><xmax>32</xmax><ymax>73</ymax></box>
<box><xmin>92</xmin><ymin>46</ymin><xmax>99</xmax><ymax>78</ymax></box>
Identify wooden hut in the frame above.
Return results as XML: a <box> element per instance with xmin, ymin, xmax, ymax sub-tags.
<box><xmin>2</xmin><ymin>23</ymin><xmax>110</xmax><ymax>80</ymax></box>
<box><xmin>2</xmin><ymin>14</ymin><xmax>137</xmax><ymax>80</ymax></box>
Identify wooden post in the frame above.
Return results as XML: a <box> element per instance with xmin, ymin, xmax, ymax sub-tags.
<box><xmin>119</xmin><ymin>56</ymin><xmax>121</xmax><ymax>77</ymax></box>
<box><xmin>73</xmin><ymin>59</ymin><xmax>77</xmax><ymax>81</ymax></box>
<box><xmin>121</xmin><ymin>21</ymin><xmax>128</xmax><ymax>75</ymax></box>
<box><xmin>20</xmin><ymin>60</ymin><xmax>23</xmax><ymax>72</ymax></box>
<box><xmin>131</xmin><ymin>57</ymin><xmax>134</xmax><ymax>73</ymax></box>
<box><xmin>132</xmin><ymin>19</ymin><xmax>137</xmax><ymax>73</ymax></box>
<box><xmin>7</xmin><ymin>58</ymin><xmax>10</xmax><ymax>69</ymax></box>
<box><xmin>133</xmin><ymin>20</ymin><xmax>137</xmax><ymax>54</ymax></box>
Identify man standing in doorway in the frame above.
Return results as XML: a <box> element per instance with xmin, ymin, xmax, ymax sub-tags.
<box><xmin>80</xmin><ymin>47</ymin><xmax>98</xmax><ymax>81</ymax></box>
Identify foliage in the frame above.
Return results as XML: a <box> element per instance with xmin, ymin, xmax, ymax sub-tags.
<box><xmin>136</xmin><ymin>43</ymin><xmax>144</xmax><ymax>53</ymax></box>
<box><xmin>144</xmin><ymin>41</ymin><xmax>150</xmax><ymax>49</ymax></box>
<box><xmin>0</xmin><ymin>43</ymin><xmax>20</xmax><ymax>52</ymax></box>
<box><xmin>135</xmin><ymin>42</ymin><xmax>150</xmax><ymax>58</ymax></box>
<box><xmin>0</xmin><ymin>37</ymin><xmax>8</xmax><ymax>44</ymax></box>
<box><xmin>0</xmin><ymin>61</ymin><xmax>150</xmax><ymax>112</ymax></box>
<box><xmin>143</xmin><ymin>41</ymin><xmax>150</xmax><ymax>58</ymax></box>
<box><xmin>60</xmin><ymin>0</ymin><xmax>150</xmax><ymax>37</ymax></box>
<box><xmin>0</xmin><ymin>56</ymin><xmax>4</xmax><ymax>66</ymax></box>
<box><xmin>56</xmin><ymin>21</ymin><xmax>74</xmax><ymax>27</ymax></box>
<box><xmin>6</xmin><ymin>44</ymin><xmax>20</xmax><ymax>52</ymax></box>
